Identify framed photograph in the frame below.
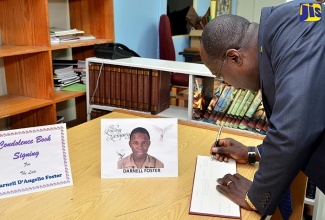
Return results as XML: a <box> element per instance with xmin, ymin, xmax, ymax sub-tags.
<box><xmin>216</xmin><ymin>0</ymin><xmax>232</xmax><ymax>16</ymax></box>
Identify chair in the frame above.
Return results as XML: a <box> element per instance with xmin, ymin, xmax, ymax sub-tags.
<box><xmin>159</xmin><ymin>14</ymin><xmax>189</xmax><ymax>88</ymax></box>
<box><xmin>159</xmin><ymin>14</ymin><xmax>200</xmax><ymax>106</ymax></box>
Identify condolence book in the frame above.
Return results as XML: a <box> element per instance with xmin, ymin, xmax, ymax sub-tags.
<box><xmin>189</xmin><ymin>156</ymin><xmax>240</xmax><ymax>218</ymax></box>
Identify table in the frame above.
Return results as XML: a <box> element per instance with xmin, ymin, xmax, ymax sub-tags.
<box><xmin>0</xmin><ymin>110</ymin><xmax>270</xmax><ymax>219</ymax></box>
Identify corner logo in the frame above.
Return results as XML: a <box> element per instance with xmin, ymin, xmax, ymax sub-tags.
<box><xmin>300</xmin><ymin>3</ymin><xmax>322</xmax><ymax>21</ymax></box>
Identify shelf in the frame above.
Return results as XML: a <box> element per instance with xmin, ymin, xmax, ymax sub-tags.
<box><xmin>54</xmin><ymin>91</ymin><xmax>86</xmax><ymax>103</ymax></box>
<box><xmin>0</xmin><ymin>95</ymin><xmax>52</xmax><ymax>119</ymax></box>
<box><xmin>51</xmin><ymin>39</ymin><xmax>113</xmax><ymax>51</ymax></box>
<box><xmin>304</xmin><ymin>197</ymin><xmax>315</xmax><ymax>205</ymax></box>
<box><xmin>157</xmin><ymin>105</ymin><xmax>188</xmax><ymax>121</ymax></box>
<box><xmin>0</xmin><ymin>45</ymin><xmax>49</xmax><ymax>58</ymax></box>
<box><xmin>87</xmin><ymin>57</ymin><xmax>213</xmax><ymax>76</ymax></box>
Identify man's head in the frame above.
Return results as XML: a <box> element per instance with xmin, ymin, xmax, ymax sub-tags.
<box><xmin>200</xmin><ymin>14</ymin><xmax>260</xmax><ymax>92</ymax></box>
<box><xmin>129</xmin><ymin>127</ymin><xmax>151</xmax><ymax>158</ymax></box>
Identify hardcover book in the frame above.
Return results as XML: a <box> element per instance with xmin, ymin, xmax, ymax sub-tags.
<box><xmin>104</xmin><ymin>64</ymin><xmax>111</xmax><ymax>106</ymax></box>
<box><xmin>88</xmin><ymin>63</ymin><xmax>95</xmax><ymax>104</ymax></box>
<box><xmin>99</xmin><ymin>64</ymin><xmax>106</xmax><ymax>105</ymax></box>
<box><xmin>150</xmin><ymin>70</ymin><xmax>171</xmax><ymax>115</ymax></box>
<box><xmin>137</xmin><ymin>68</ymin><xmax>144</xmax><ymax>111</ymax></box>
<box><xmin>131</xmin><ymin>68</ymin><xmax>138</xmax><ymax>110</ymax></box>
<box><xmin>189</xmin><ymin>156</ymin><xmax>240</xmax><ymax>218</ymax></box>
<box><xmin>120</xmin><ymin>66</ymin><xmax>127</xmax><ymax>109</ymax></box>
<box><xmin>110</xmin><ymin>65</ymin><xmax>116</xmax><ymax>107</ymax></box>
<box><xmin>143</xmin><ymin>69</ymin><xmax>151</xmax><ymax>112</ymax></box>
<box><xmin>115</xmin><ymin>66</ymin><xmax>121</xmax><ymax>108</ymax></box>
<box><xmin>124</xmin><ymin>67</ymin><xmax>132</xmax><ymax>109</ymax></box>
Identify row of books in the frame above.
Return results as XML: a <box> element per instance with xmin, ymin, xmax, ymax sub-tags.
<box><xmin>88</xmin><ymin>63</ymin><xmax>171</xmax><ymax>115</ymax></box>
<box><xmin>193</xmin><ymin>80</ymin><xmax>268</xmax><ymax>135</ymax></box>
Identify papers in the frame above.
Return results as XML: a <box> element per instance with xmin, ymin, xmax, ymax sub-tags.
<box><xmin>50</xmin><ymin>27</ymin><xmax>84</xmax><ymax>37</ymax></box>
<box><xmin>50</xmin><ymin>27</ymin><xmax>89</xmax><ymax>43</ymax></box>
<box><xmin>189</xmin><ymin>156</ymin><xmax>240</xmax><ymax>218</ymax></box>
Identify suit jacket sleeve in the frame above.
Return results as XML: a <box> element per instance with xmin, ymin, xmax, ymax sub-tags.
<box><xmin>251</xmin><ymin>1</ymin><xmax>325</xmax><ymax>215</ymax></box>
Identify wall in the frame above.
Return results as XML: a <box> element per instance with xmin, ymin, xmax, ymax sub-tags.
<box><xmin>114</xmin><ymin>0</ymin><xmax>167</xmax><ymax>59</ymax></box>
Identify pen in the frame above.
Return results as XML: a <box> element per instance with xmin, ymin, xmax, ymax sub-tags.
<box><xmin>211</xmin><ymin>126</ymin><xmax>223</xmax><ymax>160</ymax></box>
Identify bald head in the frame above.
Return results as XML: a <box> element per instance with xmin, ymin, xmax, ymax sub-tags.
<box><xmin>200</xmin><ymin>14</ymin><xmax>261</xmax><ymax>92</ymax></box>
<box><xmin>201</xmin><ymin>14</ymin><xmax>258</xmax><ymax>64</ymax></box>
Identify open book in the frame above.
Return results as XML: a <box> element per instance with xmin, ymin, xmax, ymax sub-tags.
<box><xmin>189</xmin><ymin>155</ymin><xmax>241</xmax><ymax>218</ymax></box>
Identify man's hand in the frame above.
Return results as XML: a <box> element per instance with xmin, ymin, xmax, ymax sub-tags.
<box><xmin>216</xmin><ymin>173</ymin><xmax>255</xmax><ymax>211</ymax></box>
<box><xmin>210</xmin><ymin>138</ymin><xmax>249</xmax><ymax>163</ymax></box>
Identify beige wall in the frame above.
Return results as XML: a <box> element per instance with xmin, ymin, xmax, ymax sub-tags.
<box><xmin>237</xmin><ymin>0</ymin><xmax>285</xmax><ymax>22</ymax></box>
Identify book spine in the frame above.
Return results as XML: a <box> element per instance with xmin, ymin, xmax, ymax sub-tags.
<box><xmin>247</xmin><ymin>103</ymin><xmax>265</xmax><ymax>130</ymax></box>
<box><xmin>120</xmin><ymin>66</ymin><xmax>126</xmax><ymax>109</ymax></box>
<box><xmin>104</xmin><ymin>65</ymin><xmax>111</xmax><ymax>106</ymax></box>
<box><xmin>99</xmin><ymin>64</ymin><xmax>105</xmax><ymax>105</ymax></box>
<box><xmin>143</xmin><ymin>69</ymin><xmax>151</xmax><ymax>112</ymax></box>
<box><xmin>88</xmin><ymin>63</ymin><xmax>95</xmax><ymax>104</ymax></box>
<box><xmin>94</xmin><ymin>63</ymin><xmax>101</xmax><ymax>104</ymax></box>
<box><xmin>131</xmin><ymin>68</ymin><xmax>138</xmax><ymax>110</ymax></box>
<box><xmin>110</xmin><ymin>66</ymin><xmax>116</xmax><ymax>107</ymax></box>
<box><xmin>244</xmin><ymin>90</ymin><xmax>263</xmax><ymax>119</ymax></box>
<box><xmin>125</xmin><ymin>67</ymin><xmax>132</xmax><ymax>109</ymax></box>
<box><xmin>150</xmin><ymin>70</ymin><xmax>171</xmax><ymax>115</ymax></box>
<box><xmin>137</xmin><ymin>68</ymin><xmax>144</xmax><ymax>111</ymax></box>
<box><xmin>115</xmin><ymin>66</ymin><xmax>121</xmax><ymax>108</ymax></box>
<box><xmin>151</xmin><ymin>70</ymin><xmax>159</xmax><ymax>114</ymax></box>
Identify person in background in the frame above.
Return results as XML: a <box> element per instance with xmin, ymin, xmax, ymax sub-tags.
<box><xmin>200</xmin><ymin>0</ymin><xmax>325</xmax><ymax>219</ymax></box>
<box><xmin>118</xmin><ymin>127</ymin><xmax>164</xmax><ymax>169</ymax></box>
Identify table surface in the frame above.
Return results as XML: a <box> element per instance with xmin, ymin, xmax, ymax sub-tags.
<box><xmin>1</xmin><ymin>110</ymin><xmax>264</xmax><ymax>220</ymax></box>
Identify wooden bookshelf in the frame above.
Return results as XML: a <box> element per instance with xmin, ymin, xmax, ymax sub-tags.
<box><xmin>0</xmin><ymin>0</ymin><xmax>114</xmax><ymax>129</ymax></box>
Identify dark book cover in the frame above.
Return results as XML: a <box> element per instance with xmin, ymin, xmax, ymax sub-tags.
<box><xmin>115</xmin><ymin>66</ymin><xmax>121</xmax><ymax>108</ymax></box>
<box><xmin>99</xmin><ymin>64</ymin><xmax>106</xmax><ymax>105</ymax></box>
<box><xmin>150</xmin><ymin>70</ymin><xmax>171</xmax><ymax>115</ymax></box>
<box><xmin>110</xmin><ymin>65</ymin><xmax>116</xmax><ymax>107</ymax></box>
<box><xmin>124</xmin><ymin>67</ymin><xmax>132</xmax><ymax>109</ymax></box>
<box><xmin>104</xmin><ymin>64</ymin><xmax>111</xmax><ymax>106</ymax></box>
<box><xmin>88</xmin><ymin>63</ymin><xmax>95</xmax><ymax>104</ymax></box>
<box><xmin>143</xmin><ymin>69</ymin><xmax>151</xmax><ymax>112</ymax></box>
<box><xmin>131</xmin><ymin>68</ymin><xmax>138</xmax><ymax>110</ymax></box>
<box><xmin>94</xmin><ymin>63</ymin><xmax>101</xmax><ymax>105</ymax></box>
<box><xmin>120</xmin><ymin>66</ymin><xmax>127</xmax><ymax>109</ymax></box>
<box><xmin>137</xmin><ymin>68</ymin><xmax>144</xmax><ymax>111</ymax></box>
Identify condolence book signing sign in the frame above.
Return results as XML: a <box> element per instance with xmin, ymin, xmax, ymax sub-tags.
<box><xmin>0</xmin><ymin>124</ymin><xmax>72</xmax><ymax>199</ymax></box>
<box><xmin>101</xmin><ymin>118</ymin><xmax>178</xmax><ymax>178</ymax></box>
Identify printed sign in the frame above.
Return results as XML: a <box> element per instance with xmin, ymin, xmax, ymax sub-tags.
<box><xmin>101</xmin><ymin>118</ymin><xmax>178</xmax><ymax>178</ymax></box>
<box><xmin>0</xmin><ymin>124</ymin><xmax>73</xmax><ymax>199</ymax></box>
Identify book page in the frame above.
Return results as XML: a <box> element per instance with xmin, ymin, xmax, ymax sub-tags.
<box><xmin>189</xmin><ymin>155</ymin><xmax>240</xmax><ymax>218</ymax></box>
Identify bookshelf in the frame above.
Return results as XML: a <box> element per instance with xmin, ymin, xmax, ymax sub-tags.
<box><xmin>0</xmin><ymin>0</ymin><xmax>114</xmax><ymax>129</ymax></box>
<box><xmin>85</xmin><ymin>57</ymin><xmax>215</xmax><ymax>121</ymax></box>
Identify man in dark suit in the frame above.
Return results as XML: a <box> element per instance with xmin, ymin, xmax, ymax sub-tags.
<box><xmin>200</xmin><ymin>0</ymin><xmax>325</xmax><ymax>218</ymax></box>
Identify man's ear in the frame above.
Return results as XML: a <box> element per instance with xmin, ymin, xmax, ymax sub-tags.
<box><xmin>225</xmin><ymin>49</ymin><xmax>243</xmax><ymax>65</ymax></box>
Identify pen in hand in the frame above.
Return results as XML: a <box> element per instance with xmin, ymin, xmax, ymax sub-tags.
<box><xmin>211</xmin><ymin>126</ymin><xmax>223</xmax><ymax>160</ymax></box>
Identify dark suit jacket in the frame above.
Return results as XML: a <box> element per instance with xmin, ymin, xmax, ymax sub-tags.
<box><xmin>250</xmin><ymin>0</ymin><xmax>325</xmax><ymax>215</ymax></box>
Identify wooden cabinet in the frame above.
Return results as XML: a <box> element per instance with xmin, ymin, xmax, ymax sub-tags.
<box><xmin>0</xmin><ymin>0</ymin><xmax>114</xmax><ymax>129</ymax></box>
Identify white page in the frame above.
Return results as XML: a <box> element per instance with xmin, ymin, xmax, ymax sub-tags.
<box><xmin>190</xmin><ymin>155</ymin><xmax>240</xmax><ymax>218</ymax></box>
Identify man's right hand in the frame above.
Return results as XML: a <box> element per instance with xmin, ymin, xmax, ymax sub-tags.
<box><xmin>210</xmin><ymin>138</ymin><xmax>249</xmax><ymax>163</ymax></box>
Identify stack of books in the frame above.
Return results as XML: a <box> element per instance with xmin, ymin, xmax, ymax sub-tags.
<box><xmin>50</xmin><ymin>27</ymin><xmax>85</xmax><ymax>44</ymax></box>
<box><xmin>74</xmin><ymin>60</ymin><xmax>86</xmax><ymax>84</ymax></box>
<box><xmin>53</xmin><ymin>65</ymin><xmax>80</xmax><ymax>91</ymax></box>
